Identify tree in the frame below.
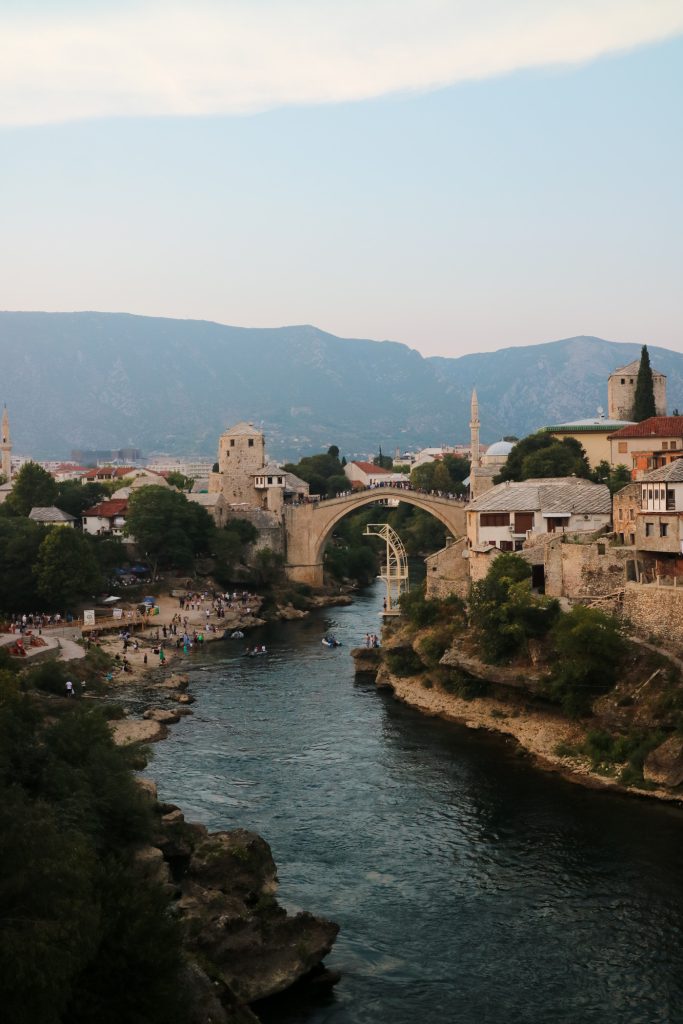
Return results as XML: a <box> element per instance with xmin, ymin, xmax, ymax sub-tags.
<box><xmin>495</xmin><ymin>434</ymin><xmax>589</xmax><ymax>483</ymax></box>
<box><xmin>590</xmin><ymin>461</ymin><xmax>632</xmax><ymax>495</ymax></box>
<box><xmin>165</xmin><ymin>471</ymin><xmax>194</xmax><ymax>492</ymax></box>
<box><xmin>5</xmin><ymin>462</ymin><xmax>58</xmax><ymax>516</ymax></box>
<box><xmin>373</xmin><ymin>447</ymin><xmax>393</xmax><ymax>470</ymax></box>
<box><xmin>0</xmin><ymin>518</ymin><xmax>45</xmax><ymax>611</ymax></box>
<box><xmin>632</xmin><ymin>344</ymin><xmax>657</xmax><ymax>421</ymax></box>
<box><xmin>327</xmin><ymin>445</ymin><xmax>340</xmax><ymax>459</ymax></box>
<box><xmin>283</xmin><ymin>450</ymin><xmax>345</xmax><ymax>496</ymax></box>
<box><xmin>56</xmin><ymin>481</ymin><xmax>107</xmax><ymax>518</ymax></box>
<box><xmin>469</xmin><ymin>553</ymin><xmax>560</xmax><ymax>662</ymax></box>
<box><xmin>547</xmin><ymin>606</ymin><xmax>624</xmax><ymax>716</ymax></box>
<box><xmin>34</xmin><ymin>528</ymin><xmax>102</xmax><ymax>608</ymax></box>
<box><xmin>124</xmin><ymin>486</ymin><xmax>212</xmax><ymax>571</ymax></box>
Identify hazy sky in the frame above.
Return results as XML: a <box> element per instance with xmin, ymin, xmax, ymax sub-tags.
<box><xmin>1</xmin><ymin>1</ymin><xmax>682</xmax><ymax>357</ymax></box>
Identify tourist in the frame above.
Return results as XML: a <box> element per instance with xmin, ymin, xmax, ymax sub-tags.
<box><xmin>65</xmin><ymin>680</ymin><xmax>74</xmax><ymax>697</ymax></box>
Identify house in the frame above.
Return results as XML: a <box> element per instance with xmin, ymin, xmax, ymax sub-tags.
<box><xmin>540</xmin><ymin>415</ymin><xmax>633</xmax><ymax>469</ymax></box>
<box><xmin>80</xmin><ymin>466</ymin><xmax>163</xmax><ymax>485</ymax></box>
<box><xmin>53</xmin><ymin>463</ymin><xmax>90</xmax><ymax>482</ymax></box>
<box><xmin>634</xmin><ymin>460</ymin><xmax>683</xmax><ymax>578</ymax></box>
<box><xmin>613</xmin><ymin>482</ymin><xmax>640</xmax><ymax>547</ymax></box>
<box><xmin>607</xmin><ymin>417</ymin><xmax>683</xmax><ymax>479</ymax></box>
<box><xmin>28</xmin><ymin>506</ymin><xmax>76</xmax><ymax>527</ymax></box>
<box><xmin>466</xmin><ymin>478</ymin><xmax>612</xmax><ymax>552</ymax></box>
<box><xmin>82</xmin><ymin>499</ymin><xmax>129</xmax><ymax>536</ymax></box>
<box><xmin>344</xmin><ymin>461</ymin><xmax>406</xmax><ymax>489</ymax></box>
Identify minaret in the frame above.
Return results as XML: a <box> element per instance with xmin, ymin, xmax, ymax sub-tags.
<box><xmin>1</xmin><ymin>405</ymin><xmax>11</xmax><ymax>481</ymax></box>
<box><xmin>469</xmin><ymin>388</ymin><xmax>480</xmax><ymax>468</ymax></box>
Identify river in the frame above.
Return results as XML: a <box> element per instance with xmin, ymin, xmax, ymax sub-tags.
<box><xmin>149</xmin><ymin>581</ymin><xmax>683</xmax><ymax>1024</ymax></box>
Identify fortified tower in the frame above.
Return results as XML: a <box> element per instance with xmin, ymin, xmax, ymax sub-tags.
<box><xmin>209</xmin><ymin>421</ymin><xmax>265</xmax><ymax>503</ymax></box>
<box><xmin>1</xmin><ymin>405</ymin><xmax>11</xmax><ymax>481</ymax></box>
<box><xmin>608</xmin><ymin>359</ymin><xmax>667</xmax><ymax>420</ymax></box>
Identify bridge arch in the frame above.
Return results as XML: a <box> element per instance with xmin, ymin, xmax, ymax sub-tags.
<box><xmin>283</xmin><ymin>487</ymin><xmax>467</xmax><ymax>587</ymax></box>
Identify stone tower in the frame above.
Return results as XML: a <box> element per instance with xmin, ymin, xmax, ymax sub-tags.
<box><xmin>209</xmin><ymin>421</ymin><xmax>265</xmax><ymax>503</ymax></box>
<box><xmin>469</xmin><ymin>388</ymin><xmax>480</xmax><ymax>468</ymax></box>
<box><xmin>1</xmin><ymin>405</ymin><xmax>11</xmax><ymax>481</ymax></box>
<box><xmin>608</xmin><ymin>359</ymin><xmax>667</xmax><ymax>421</ymax></box>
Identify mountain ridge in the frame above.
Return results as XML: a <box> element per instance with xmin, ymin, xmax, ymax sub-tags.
<box><xmin>0</xmin><ymin>311</ymin><xmax>680</xmax><ymax>459</ymax></box>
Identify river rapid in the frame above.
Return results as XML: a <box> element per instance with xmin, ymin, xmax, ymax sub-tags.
<box><xmin>149</xmin><ymin>582</ymin><xmax>683</xmax><ymax>1024</ymax></box>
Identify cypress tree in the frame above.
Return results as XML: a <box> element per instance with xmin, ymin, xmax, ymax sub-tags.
<box><xmin>632</xmin><ymin>345</ymin><xmax>657</xmax><ymax>421</ymax></box>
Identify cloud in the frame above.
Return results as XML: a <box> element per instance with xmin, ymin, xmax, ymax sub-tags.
<box><xmin>1</xmin><ymin>0</ymin><xmax>682</xmax><ymax>126</ymax></box>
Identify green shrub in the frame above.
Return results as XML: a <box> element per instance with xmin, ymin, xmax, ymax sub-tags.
<box><xmin>468</xmin><ymin>554</ymin><xmax>560</xmax><ymax>663</ymax></box>
<box><xmin>385</xmin><ymin>647</ymin><xmax>425</xmax><ymax>677</ymax></box>
<box><xmin>399</xmin><ymin>585</ymin><xmax>464</xmax><ymax>629</ymax></box>
<box><xmin>24</xmin><ymin>659</ymin><xmax>71</xmax><ymax>696</ymax></box>
<box><xmin>437</xmin><ymin>667</ymin><xmax>489</xmax><ymax>700</ymax></box>
<box><xmin>419</xmin><ymin>626</ymin><xmax>455</xmax><ymax>667</ymax></box>
<box><xmin>546</xmin><ymin>606</ymin><xmax>625</xmax><ymax>716</ymax></box>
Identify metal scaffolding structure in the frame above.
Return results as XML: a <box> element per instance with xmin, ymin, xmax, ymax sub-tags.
<box><xmin>363</xmin><ymin>523</ymin><xmax>410</xmax><ymax>614</ymax></box>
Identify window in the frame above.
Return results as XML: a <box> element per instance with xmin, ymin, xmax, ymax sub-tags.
<box><xmin>618</xmin><ymin>441</ymin><xmax>627</xmax><ymax>453</ymax></box>
<box><xmin>648</xmin><ymin>489</ymin><xmax>653</xmax><ymax>501</ymax></box>
<box><xmin>230</xmin><ymin>439</ymin><xmax>235</xmax><ymax>447</ymax></box>
<box><xmin>499</xmin><ymin>541</ymin><xmax>513</xmax><ymax>551</ymax></box>
<box><xmin>672</xmin><ymin>441</ymin><xmax>679</xmax><ymax>449</ymax></box>
<box><xmin>620</xmin><ymin>378</ymin><xmax>625</xmax><ymax>384</ymax></box>
<box><xmin>663</xmin><ymin>441</ymin><xmax>669</xmax><ymax>450</ymax></box>
<box><xmin>480</xmin><ymin>512</ymin><xmax>509</xmax><ymax>527</ymax></box>
<box><xmin>660</xmin><ymin>522</ymin><xmax>669</xmax><ymax>538</ymax></box>
<box><xmin>514</xmin><ymin>512</ymin><xmax>534</xmax><ymax>533</ymax></box>
<box><xmin>667</xmin><ymin>489</ymin><xmax>676</xmax><ymax>511</ymax></box>
<box><xmin>267</xmin><ymin>476</ymin><xmax>273</xmax><ymax>485</ymax></box>
<box><xmin>645</xmin><ymin>523</ymin><xmax>654</xmax><ymax>537</ymax></box>
<box><xmin>248</xmin><ymin>438</ymin><xmax>254</xmax><ymax>447</ymax></box>
<box><xmin>597</xmin><ymin>543</ymin><xmax>606</xmax><ymax>555</ymax></box>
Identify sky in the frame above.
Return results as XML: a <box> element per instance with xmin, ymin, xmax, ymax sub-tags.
<box><xmin>1</xmin><ymin>0</ymin><xmax>682</xmax><ymax>357</ymax></box>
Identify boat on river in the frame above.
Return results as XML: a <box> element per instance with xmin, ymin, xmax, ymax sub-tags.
<box><xmin>230</xmin><ymin>630</ymin><xmax>245</xmax><ymax>639</ymax></box>
<box><xmin>244</xmin><ymin>645</ymin><xmax>268</xmax><ymax>657</ymax></box>
<box><xmin>322</xmin><ymin>636</ymin><xmax>342</xmax><ymax>648</ymax></box>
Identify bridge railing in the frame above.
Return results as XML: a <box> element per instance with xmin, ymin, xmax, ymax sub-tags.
<box><xmin>312</xmin><ymin>484</ymin><xmax>468</xmax><ymax>506</ymax></box>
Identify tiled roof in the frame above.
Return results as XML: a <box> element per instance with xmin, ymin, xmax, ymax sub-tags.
<box><xmin>640</xmin><ymin>459</ymin><xmax>683</xmax><ymax>483</ymax></box>
<box><xmin>469</xmin><ymin>478</ymin><xmax>611</xmax><ymax>515</ymax></box>
<box><xmin>82</xmin><ymin>466</ymin><xmax>138</xmax><ymax>479</ymax></box>
<box><xmin>250</xmin><ymin>462</ymin><xmax>285</xmax><ymax>476</ymax></box>
<box><xmin>29</xmin><ymin>506</ymin><xmax>76</xmax><ymax>523</ymax></box>
<box><xmin>351</xmin><ymin>461</ymin><xmax>391</xmax><ymax>474</ymax></box>
<box><xmin>607</xmin><ymin>417</ymin><xmax>683</xmax><ymax>439</ymax></box>
<box><xmin>613</xmin><ymin>359</ymin><xmax>665</xmax><ymax>376</ymax></box>
<box><xmin>83</xmin><ymin>499</ymin><xmax>128</xmax><ymax>518</ymax></box>
<box><xmin>220</xmin><ymin>421</ymin><xmax>260</xmax><ymax>436</ymax></box>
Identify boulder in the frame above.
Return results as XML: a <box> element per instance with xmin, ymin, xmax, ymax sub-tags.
<box><xmin>161</xmin><ymin>672</ymin><xmax>190</xmax><ymax>690</ymax></box>
<box><xmin>143</xmin><ymin>707</ymin><xmax>181</xmax><ymax>724</ymax></box>
<box><xmin>643</xmin><ymin>736</ymin><xmax>683</xmax><ymax>787</ymax></box>
<box><xmin>170</xmin><ymin>692</ymin><xmax>196</xmax><ymax>705</ymax></box>
<box><xmin>135</xmin><ymin>776</ymin><xmax>158</xmax><ymax>800</ymax></box>
<box><xmin>110</xmin><ymin>718</ymin><xmax>167</xmax><ymax>745</ymax></box>
<box><xmin>189</xmin><ymin>829</ymin><xmax>278</xmax><ymax>897</ymax></box>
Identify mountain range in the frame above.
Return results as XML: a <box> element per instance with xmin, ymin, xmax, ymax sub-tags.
<box><xmin>0</xmin><ymin>311</ymin><xmax>681</xmax><ymax>460</ymax></box>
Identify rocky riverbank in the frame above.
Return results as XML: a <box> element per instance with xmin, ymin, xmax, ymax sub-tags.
<box><xmin>131</xmin><ymin>779</ymin><xmax>339</xmax><ymax>1024</ymax></box>
<box><xmin>351</xmin><ymin>637</ymin><xmax>683</xmax><ymax>806</ymax></box>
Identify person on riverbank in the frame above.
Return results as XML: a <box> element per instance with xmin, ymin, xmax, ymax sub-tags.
<box><xmin>159</xmin><ymin>647</ymin><xmax>165</xmax><ymax>664</ymax></box>
<box><xmin>65</xmin><ymin>680</ymin><xmax>74</xmax><ymax>697</ymax></box>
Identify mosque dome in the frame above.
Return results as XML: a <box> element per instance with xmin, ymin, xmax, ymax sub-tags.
<box><xmin>484</xmin><ymin>440</ymin><xmax>514</xmax><ymax>458</ymax></box>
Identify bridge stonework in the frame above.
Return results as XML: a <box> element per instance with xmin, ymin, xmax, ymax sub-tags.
<box><xmin>283</xmin><ymin>489</ymin><xmax>467</xmax><ymax>587</ymax></box>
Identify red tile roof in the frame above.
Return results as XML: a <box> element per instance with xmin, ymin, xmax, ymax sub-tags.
<box><xmin>351</xmin><ymin>461</ymin><xmax>391</xmax><ymax>474</ymax></box>
<box><xmin>83</xmin><ymin>499</ymin><xmax>128</xmax><ymax>518</ymax></box>
<box><xmin>608</xmin><ymin>417</ymin><xmax>683</xmax><ymax>439</ymax></box>
<box><xmin>81</xmin><ymin>466</ymin><xmax>139</xmax><ymax>479</ymax></box>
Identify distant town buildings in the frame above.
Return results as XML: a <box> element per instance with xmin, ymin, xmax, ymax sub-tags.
<box><xmin>344</xmin><ymin>461</ymin><xmax>406</xmax><ymax>489</ymax></box>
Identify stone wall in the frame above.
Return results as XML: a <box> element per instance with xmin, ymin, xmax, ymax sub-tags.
<box><xmin>623</xmin><ymin>583</ymin><xmax>683</xmax><ymax>647</ymax></box>
<box><xmin>425</xmin><ymin>538</ymin><xmax>469</xmax><ymax>599</ymax></box>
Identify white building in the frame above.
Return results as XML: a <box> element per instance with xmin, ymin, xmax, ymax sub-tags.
<box><xmin>467</xmin><ymin>478</ymin><xmax>612</xmax><ymax>551</ymax></box>
<box><xmin>344</xmin><ymin>461</ymin><xmax>407</xmax><ymax>489</ymax></box>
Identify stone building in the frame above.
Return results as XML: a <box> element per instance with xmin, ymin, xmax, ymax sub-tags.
<box><xmin>634</xmin><ymin>460</ymin><xmax>683</xmax><ymax>579</ymax></box>
<box><xmin>209</xmin><ymin>421</ymin><xmax>309</xmax><ymax>514</ymax></box>
<box><xmin>613</xmin><ymin>482</ymin><xmax>640</xmax><ymax>546</ymax></box>
<box><xmin>608</xmin><ymin>359</ymin><xmax>667</xmax><ymax>420</ymax></box>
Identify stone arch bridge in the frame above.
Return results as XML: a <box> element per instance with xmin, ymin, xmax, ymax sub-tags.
<box><xmin>283</xmin><ymin>488</ymin><xmax>467</xmax><ymax>587</ymax></box>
